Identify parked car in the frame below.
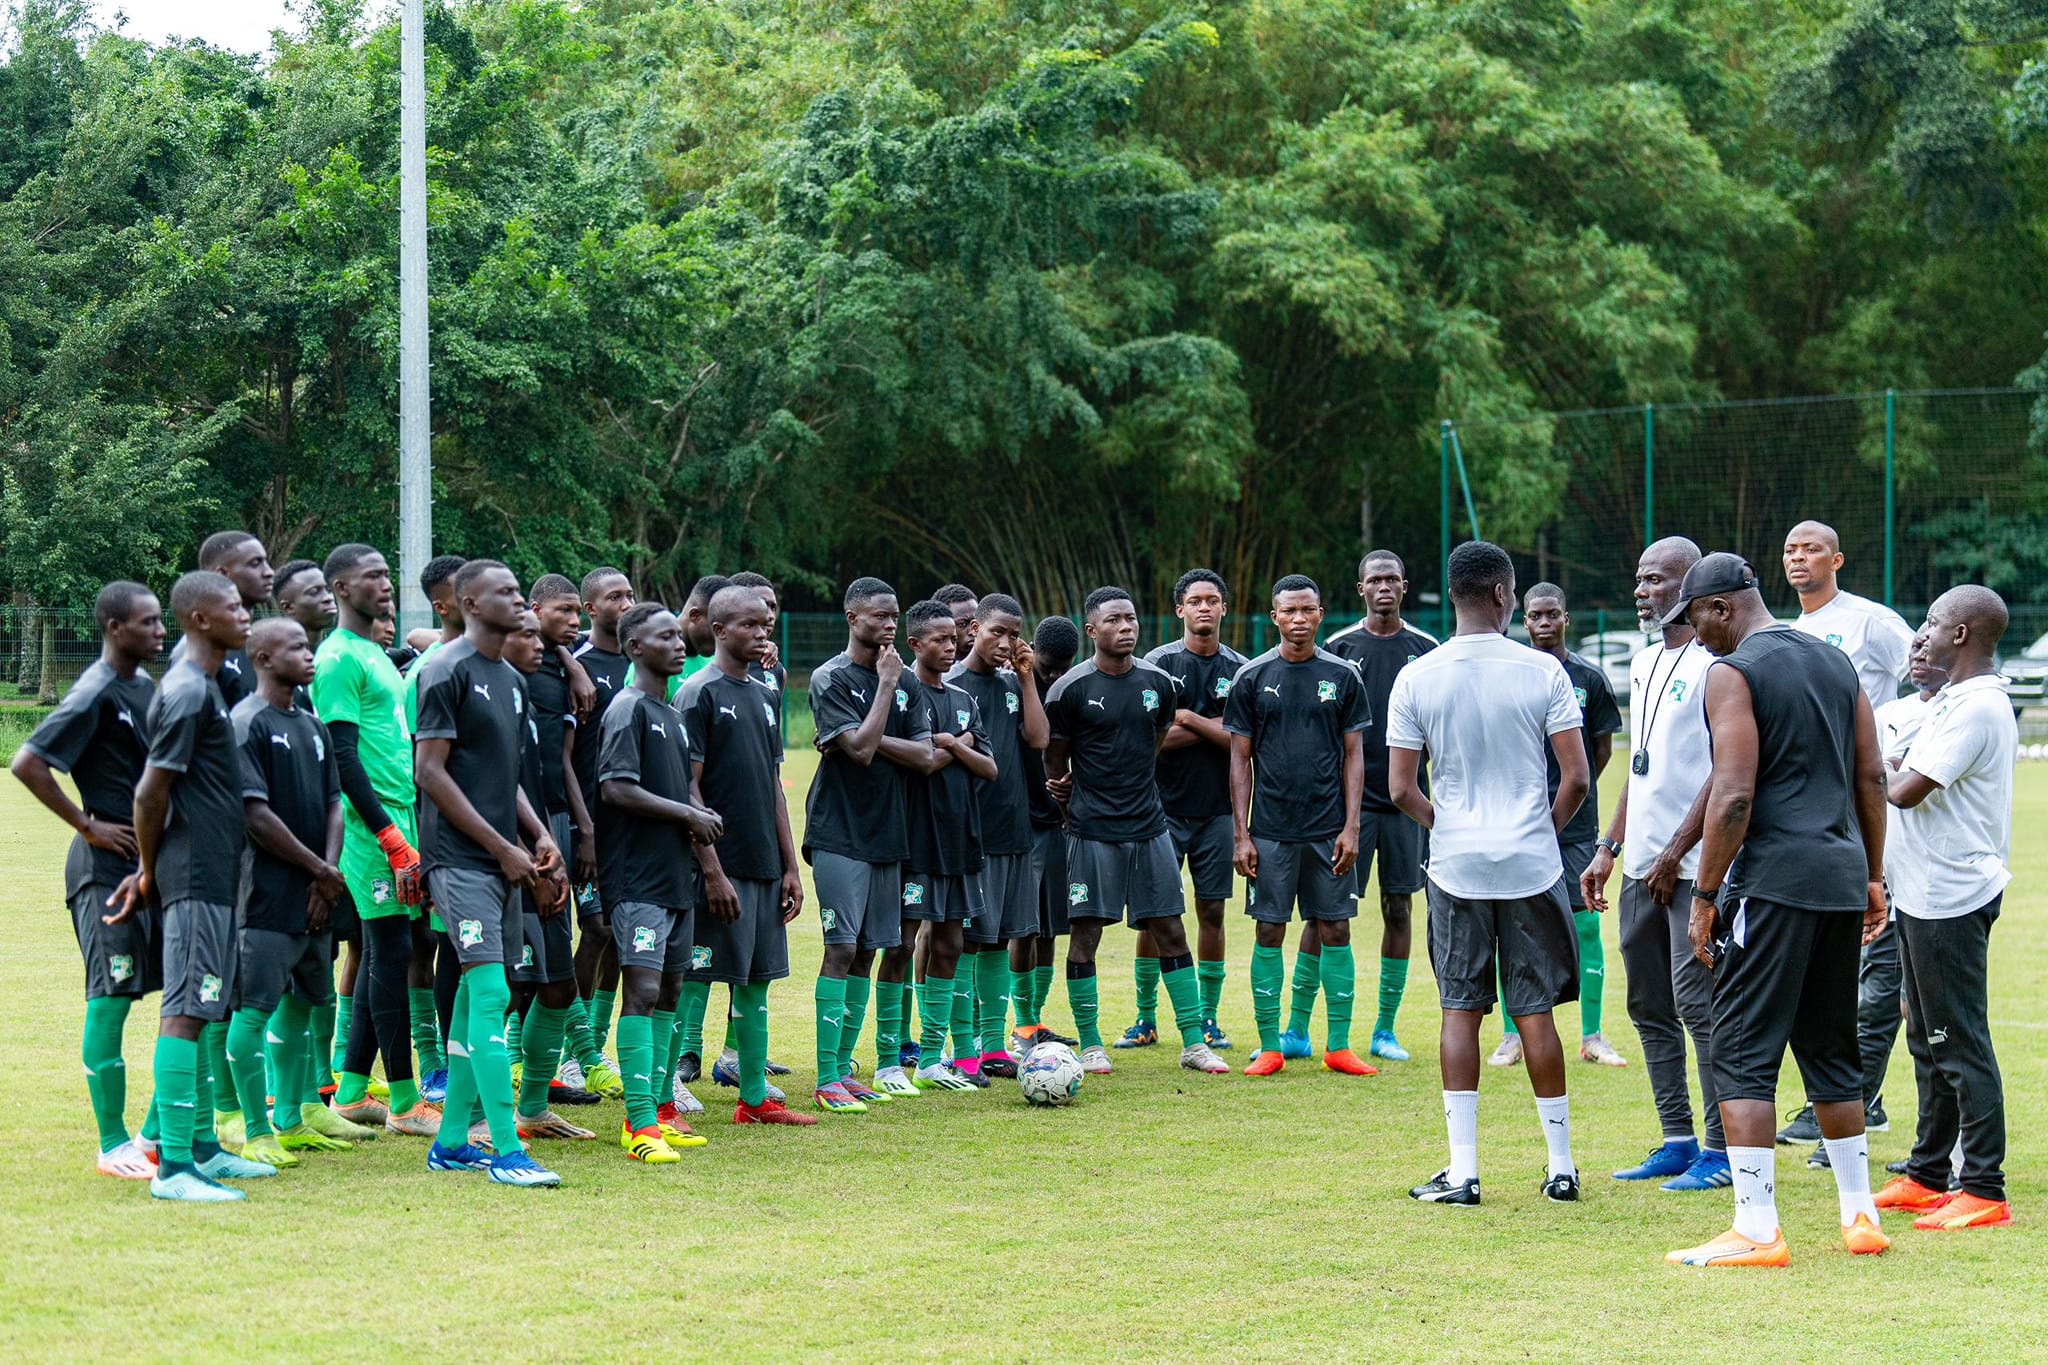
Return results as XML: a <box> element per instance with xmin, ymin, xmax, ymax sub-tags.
<box><xmin>1998</xmin><ymin>631</ymin><xmax>2048</xmax><ymax>715</ymax></box>
<box><xmin>1576</xmin><ymin>630</ymin><xmax>1645</xmax><ymax>705</ymax></box>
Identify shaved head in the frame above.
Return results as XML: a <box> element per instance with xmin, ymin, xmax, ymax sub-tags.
<box><xmin>1787</xmin><ymin>520</ymin><xmax>1840</xmax><ymax>555</ymax></box>
<box><xmin>1933</xmin><ymin>584</ymin><xmax>2008</xmax><ymax>652</ymax></box>
<box><xmin>1643</xmin><ymin>536</ymin><xmax>1701</xmax><ymax>573</ymax></box>
<box><xmin>247</xmin><ymin>616</ymin><xmax>306</xmax><ymax>665</ymax></box>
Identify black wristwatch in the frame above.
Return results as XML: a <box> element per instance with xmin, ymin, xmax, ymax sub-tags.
<box><xmin>1596</xmin><ymin>837</ymin><xmax>1622</xmax><ymax>858</ymax></box>
<box><xmin>1691</xmin><ymin>887</ymin><xmax>1720</xmax><ymax>904</ymax></box>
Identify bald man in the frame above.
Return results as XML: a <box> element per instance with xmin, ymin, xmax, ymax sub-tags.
<box><xmin>1780</xmin><ymin>521</ymin><xmax>1916</xmax><ymax>1153</ymax></box>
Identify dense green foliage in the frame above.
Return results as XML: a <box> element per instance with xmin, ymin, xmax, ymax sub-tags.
<box><xmin>2</xmin><ymin>0</ymin><xmax>2044</xmax><ymax>613</ymax></box>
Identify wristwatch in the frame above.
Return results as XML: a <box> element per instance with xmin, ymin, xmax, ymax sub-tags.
<box><xmin>1596</xmin><ymin>837</ymin><xmax>1622</xmax><ymax>858</ymax></box>
<box><xmin>1691</xmin><ymin>887</ymin><xmax>1720</xmax><ymax>903</ymax></box>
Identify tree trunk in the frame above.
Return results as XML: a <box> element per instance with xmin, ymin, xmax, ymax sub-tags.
<box><xmin>12</xmin><ymin>592</ymin><xmax>34</xmax><ymax>691</ymax></box>
<box><xmin>37</xmin><ymin>610</ymin><xmax>59</xmax><ymax>704</ymax></box>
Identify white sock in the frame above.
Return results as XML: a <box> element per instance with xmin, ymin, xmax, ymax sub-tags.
<box><xmin>1535</xmin><ymin>1093</ymin><xmax>1574</xmax><ymax>1177</ymax></box>
<box><xmin>1729</xmin><ymin>1145</ymin><xmax>1778</xmax><ymax>1242</ymax></box>
<box><xmin>1444</xmin><ymin>1090</ymin><xmax>1479</xmax><ymax>1183</ymax></box>
<box><xmin>1824</xmin><ymin>1133</ymin><xmax>1878</xmax><ymax>1225</ymax></box>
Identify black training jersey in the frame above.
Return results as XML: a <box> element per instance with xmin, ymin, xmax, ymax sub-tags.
<box><xmin>1222</xmin><ymin>647</ymin><xmax>1374</xmax><ymax>841</ymax></box>
<box><xmin>749</xmin><ymin>658</ymin><xmax>789</xmax><ymax>734</ymax></box>
<box><xmin>1023</xmin><ymin>716</ymin><xmax>1060</xmax><ymax>831</ymax></box>
<box><xmin>945</xmin><ymin>662</ymin><xmax>1032</xmax><ymax>856</ymax></box>
<box><xmin>596</xmin><ymin>687</ymin><xmax>697</xmax><ymax>908</ymax></box>
<box><xmin>1144</xmin><ymin>638</ymin><xmax>1249</xmax><ymax>821</ymax></box>
<box><xmin>1550</xmin><ymin>650</ymin><xmax>1623</xmax><ymax>845</ymax></box>
<box><xmin>25</xmin><ymin>660</ymin><xmax>156</xmax><ymax>897</ymax></box>
<box><xmin>412</xmin><ymin>639</ymin><xmax>524</xmax><ymax>874</ymax></box>
<box><xmin>679</xmin><ymin>666</ymin><xmax>786</xmax><ymax>882</ymax></box>
<box><xmin>804</xmin><ymin>652</ymin><xmax>932</xmax><ymax>864</ymax></box>
<box><xmin>515</xmin><ymin>675</ymin><xmax>548</xmax><ymax>816</ymax></box>
<box><xmin>1717</xmin><ymin>627</ymin><xmax>1868</xmax><ymax>912</ymax></box>
<box><xmin>233</xmin><ymin>695</ymin><xmax>339</xmax><ymax>933</ymax></box>
<box><xmin>526</xmin><ymin>650</ymin><xmax>575</xmax><ymax>815</ymax></box>
<box><xmin>570</xmin><ymin>637</ymin><xmax>631</xmax><ymax>821</ymax></box>
<box><xmin>1326</xmin><ymin>621</ymin><xmax>1436</xmax><ymax>811</ymax></box>
<box><xmin>172</xmin><ymin>636</ymin><xmax>252</xmax><ymax>709</ymax></box>
<box><xmin>906</xmin><ymin>676</ymin><xmax>986</xmax><ymax>876</ymax></box>
<box><xmin>1043</xmin><ymin>656</ymin><xmax>1175</xmax><ymax>843</ymax></box>
<box><xmin>145</xmin><ymin>659</ymin><xmax>246</xmax><ymax>905</ymax></box>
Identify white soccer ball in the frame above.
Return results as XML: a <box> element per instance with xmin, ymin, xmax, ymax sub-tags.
<box><xmin>1018</xmin><ymin>1041</ymin><xmax>1083</xmax><ymax>1107</ymax></box>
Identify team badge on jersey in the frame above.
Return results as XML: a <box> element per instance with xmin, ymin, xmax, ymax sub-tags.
<box><xmin>1669</xmin><ymin>679</ymin><xmax>1689</xmax><ymax>702</ymax></box>
<box><xmin>1215</xmin><ymin>677</ymin><xmax>1232</xmax><ymax>698</ymax></box>
<box><xmin>371</xmin><ymin>878</ymin><xmax>392</xmax><ymax>905</ymax></box>
<box><xmin>458</xmin><ymin>919</ymin><xmax>484</xmax><ymax>949</ymax></box>
<box><xmin>633</xmin><ymin>925</ymin><xmax>657</xmax><ymax>952</ymax></box>
<box><xmin>1573</xmin><ymin>686</ymin><xmax>1588</xmax><ymax>709</ymax></box>
<box><xmin>1141</xmin><ymin>689</ymin><xmax>1159</xmax><ymax>712</ymax></box>
<box><xmin>902</xmin><ymin>882</ymin><xmax>925</xmax><ymax>906</ymax></box>
<box><xmin>819</xmin><ymin>907</ymin><xmax>837</xmax><ymax>931</ymax></box>
<box><xmin>1317</xmin><ymin>679</ymin><xmax>1338</xmax><ymax>703</ymax></box>
<box><xmin>691</xmin><ymin>946</ymin><xmax>713</xmax><ymax>970</ymax></box>
<box><xmin>1068</xmin><ymin>882</ymin><xmax>1089</xmax><ymax>906</ymax></box>
<box><xmin>1006</xmin><ymin>691</ymin><xmax>1019</xmax><ymax>714</ymax></box>
<box><xmin>764</xmin><ymin>701</ymin><xmax>777</xmax><ymax>726</ymax></box>
<box><xmin>895</xmin><ymin>689</ymin><xmax>909</xmax><ymax>712</ymax></box>
<box><xmin>1826</xmin><ymin>633</ymin><xmax>1844</xmax><ymax>648</ymax></box>
<box><xmin>109</xmin><ymin>954</ymin><xmax>135</xmax><ymax>983</ymax></box>
<box><xmin>519</xmin><ymin>944</ymin><xmax>535</xmax><ymax>967</ymax></box>
<box><xmin>199</xmin><ymin>974</ymin><xmax>222</xmax><ymax>1004</ymax></box>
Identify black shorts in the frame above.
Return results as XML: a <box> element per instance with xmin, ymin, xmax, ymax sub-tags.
<box><xmin>1358</xmin><ymin>806</ymin><xmax>1426</xmax><ymax>896</ymax></box>
<box><xmin>237</xmin><ymin>927</ymin><xmax>334</xmax><ymax>1012</ymax></box>
<box><xmin>901</xmin><ymin>872</ymin><xmax>975</xmax><ymax>925</ymax></box>
<box><xmin>510</xmin><ymin>895</ymin><xmax>576</xmax><ymax>986</ymax></box>
<box><xmin>1166</xmin><ymin>813</ymin><xmax>1234</xmax><ymax>902</ymax></box>
<box><xmin>610</xmin><ymin>900</ymin><xmax>693</xmax><ymax>975</ymax></box>
<box><xmin>1064</xmin><ymin>832</ymin><xmax>1183</xmax><ymax>928</ymax></box>
<box><xmin>1709</xmin><ymin>896</ymin><xmax>1863</xmax><ymax>1105</ymax></box>
<box><xmin>1246</xmin><ymin>838</ymin><xmax>1358</xmax><ymax>923</ymax></box>
<box><xmin>327</xmin><ymin>885</ymin><xmax>362</xmax><ymax>941</ymax></box>
<box><xmin>1425</xmin><ymin>879</ymin><xmax>1578</xmax><ymax>1017</ymax></box>
<box><xmin>970</xmin><ymin>852</ymin><xmax>1037</xmax><ymax>944</ymax></box>
<box><xmin>1030</xmin><ymin>826</ymin><xmax>1069</xmax><ymax>938</ymax></box>
<box><xmin>687</xmin><ymin>879</ymin><xmax>791</xmax><ymax>984</ymax></box>
<box><xmin>70</xmin><ymin>885</ymin><xmax>159</xmax><ymax>999</ymax></box>
<box><xmin>160</xmin><ymin>898</ymin><xmax>237</xmax><ymax>1022</ymax></box>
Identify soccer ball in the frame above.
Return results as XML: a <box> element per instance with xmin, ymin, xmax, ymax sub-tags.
<box><xmin>1018</xmin><ymin>1042</ymin><xmax>1083</xmax><ymax>1107</ymax></box>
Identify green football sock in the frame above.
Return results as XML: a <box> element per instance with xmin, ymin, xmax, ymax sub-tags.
<box><xmin>464</xmin><ymin>966</ymin><xmax>522</xmax><ymax>1156</ymax></box>
<box><xmin>975</xmin><ymin>949</ymin><xmax>1009</xmax><ymax>1054</ymax></box>
<box><xmin>387</xmin><ymin>1074</ymin><xmax>421</xmax><ymax>1116</ymax></box>
<box><xmin>1373</xmin><ymin>956</ymin><xmax>1408</xmax><ymax>1036</ymax></box>
<box><xmin>566</xmin><ymin>996</ymin><xmax>605</xmax><ymax>1071</ymax></box>
<box><xmin>310</xmin><ymin>1002</ymin><xmax>336</xmax><ymax>1090</ymax></box>
<box><xmin>814</xmin><ymin>975</ymin><xmax>847</xmax><ymax>1087</ymax></box>
<box><xmin>517</xmin><ymin>1002</ymin><xmax>570</xmax><ymax>1118</ymax></box>
<box><xmin>1286</xmin><ymin>949</ymin><xmax>1321</xmax><ymax>1035</ymax></box>
<box><xmin>734</xmin><ymin>982</ymin><xmax>770</xmax><ymax>1107</ymax></box>
<box><xmin>1320</xmin><ymin>944</ymin><xmax>1357</xmax><ymax>1052</ymax></box>
<box><xmin>152</xmin><ymin>1034</ymin><xmax>200</xmax><ymax>1165</ymax></box>
<box><xmin>1067</xmin><ymin>966</ymin><xmax>1101</xmax><ymax>1051</ymax></box>
<box><xmin>336</xmin><ymin>1070</ymin><xmax>373</xmax><ymax>1106</ymax></box>
<box><xmin>410</xmin><ymin>986</ymin><xmax>445</xmax><ymax>1074</ymax></box>
<box><xmin>1197</xmin><ymin>959</ymin><xmax>1226</xmax><ymax>1022</ymax></box>
<box><xmin>436</xmin><ymin>977</ymin><xmax>477</xmax><ymax>1141</ymax></box>
<box><xmin>648</xmin><ymin>1008</ymin><xmax>677</xmax><ymax>1115</ymax></box>
<box><xmin>837</xmin><ymin>974</ymin><xmax>871</xmax><ymax>1079</ymax></box>
<box><xmin>1500</xmin><ymin>963</ymin><xmax>1519</xmax><ymax>1037</ymax></box>
<box><xmin>872</xmin><ymin>978</ymin><xmax>905</xmax><ymax>1070</ymax></box>
<box><xmin>329</xmin><ymin>994</ymin><xmax>351</xmax><ymax>1075</ymax></box>
<box><xmin>919</xmin><ymin>975</ymin><xmax>956</xmax><ymax>1061</ymax></box>
<box><xmin>1011</xmin><ymin>967</ymin><xmax>1039</xmax><ymax>1027</ymax></box>
<box><xmin>1161</xmin><ymin>963</ymin><xmax>1204</xmax><ymax>1047</ymax></box>
<box><xmin>590</xmin><ymin>988</ymin><xmax>617</xmax><ymax>1054</ymax></box>
<box><xmin>675</xmin><ymin>979</ymin><xmax>710</xmax><ymax>1057</ymax></box>
<box><xmin>951</xmin><ymin>957</ymin><xmax>978</xmax><ymax>1058</ymax></box>
<box><xmin>190</xmin><ymin>1033</ymin><xmax>220</xmax><ymax>1153</ymax></box>
<box><xmin>1575</xmin><ymin>909</ymin><xmax>1605</xmax><ymax>1037</ymax></box>
<box><xmin>616</xmin><ymin>1013</ymin><xmax>657</xmax><ymax>1131</ymax></box>
<box><xmin>81</xmin><ymin>997</ymin><xmax>132</xmax><ymax>1153</ymax></box>
<box><xmin>504</xmin><ymin>1005</ymin><xmax>523</xmax><ymax>1064</ymax></box>
<box><xmin>202</xmin><ymin>1021</ymin><xmax>235</xmax><ymax>1122</ymax></box>
<box><xmin>140</xmin><ymin>1087</ymin><xmax>160</xmax><ymax>1143</ymax></box>
<box><xmin>226</xmin><ymin>1008</ymin><xmax>275</xmax><ymax>1139</ymax></box>
<box><xmin>1250</xmin><ymin>944</ymin><xmax>1285</xmax><ymax>1053</ymax></box>
<box><xmin>1132</xmin><ymin>954</ymin><xmax>1159</xmax><ymax>1022</ymax></box>
<box><xmin>1032</xmin><ymin>963</ymin><xmax>1054</xmax><ymax>1019</ymax></box>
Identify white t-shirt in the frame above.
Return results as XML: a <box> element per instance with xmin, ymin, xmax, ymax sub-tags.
<box><xmin>1795</xmin><ymin>589</ymin><xmax>1914</xmax><ymax>713</ymax></box>
<box><xmin>1874</xmin><ymin>691</ymin><xmax>1931</xmax><ymax>893</ymax></box>
<box><xmin>1621</xmin><ymin>638</ymin><xmax>1715</xmax><ymax>881</ymax></box>
<box><xmin>1386</xmin><ymin>633</ymin><xmax>1581</xmax><ymax>899</ymax></box>
<box><xmin>1893</xmin><ymin>674</ymin><xmax>2014</xmax><ymax>920</ymax></box>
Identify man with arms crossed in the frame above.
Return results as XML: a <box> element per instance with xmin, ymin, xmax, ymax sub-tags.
<box><xmin>1388</xmin><ymin>542</ymin><xmax>1587</xmax><ymax>1206</ymax></box>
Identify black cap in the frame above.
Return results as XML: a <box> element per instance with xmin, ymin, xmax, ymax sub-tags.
<box><xmin>1659</xmin><ymin>552</ymin><xmax>1758</xmax><ymax>628</ymax></box>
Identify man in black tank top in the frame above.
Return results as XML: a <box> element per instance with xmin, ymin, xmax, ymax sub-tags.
<box><xmin>1660</xmin><ymin>553</ymin><xmax>1891</xmax><ymax>1269</ymax></box>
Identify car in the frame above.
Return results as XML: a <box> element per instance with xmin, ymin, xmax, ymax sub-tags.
<box><xmin>1997</xmin><ymin>631</ymin><xmax>2048</xmax><ymax>714</ymax></box>
<box><xmin>1576</xmin><ymin>629</ymin><xmax>1645</xmax><ymax>704</ymax></box>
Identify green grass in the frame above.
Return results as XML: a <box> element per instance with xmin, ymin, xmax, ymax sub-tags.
<box><xmin>2</xmin><ymin>753</ymin><xmax>2045</xmax><ymax>1360</ymax></box>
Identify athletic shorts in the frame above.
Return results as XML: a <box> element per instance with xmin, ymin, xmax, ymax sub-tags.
<box><xmin>429</xmin><ymin>866</ymin><xmax>523</xmax><ymax>969</ymax></box>
<box><xmin>160</xmin><ymin>898</ymin><xmax>237</xmax><ymax>1022</ymax></box>
<box><xmin>237</xmin><ymin>927</ymin><xmax>334</xmax><ymax>1013</ymax></box>
<box><xmin>1559</xmin><ymin>838</ymin><xmax>1597</xmax><ymax>912</ymax></box>
<box><xmin>1246</xmin><ymin>838</ymin><xmax>1359</xmax><ymax>923</ymax></box>
<box><xmin>1064</xmin><ymin>832</ymin><xmax>1183</xmax><ymax>928</ymax></box>
<box><xmin>574</xmin><ymin>879</ymin><xmax>606</xmax><ymax>924</ymax></box>
<box><xmin>971</xmin><ymin>852</ymin><xmax>1037</xmax><ymax>944</ymax></box>
<box><xmin>70</xmin><ymin>884</ymin><xmax>159</xmax><ymax>999</ymax></box>
<box><xmin>610</xmin><ymin>900</ymin><xmax>693</xmax><ymax>975</ymax></box>
<box><xmin>327</xmin><ymin>885</ymin><xmax>361</xmax><ymax>942</ymax></box>
<box><xmin>1030</xmin><ymin>826</ymin><xmax>1068</xmax><ymax>938</ymax></box>
<box><xmin>341</xmin><ymin>807</ymin><xmax>418</xmax><ymax>923</ymax></box>
<box><xmin>811</xmin><ymin>851</ymin><xmax>902</xmax><ymax>951</ymax></box>
<box><xmin>688</xmin><ymin>879</ymin><xmax>791</xmax><ymax>985</ymax></box>
<box><xmin>1709</xmin><ymin>896</ymin><xmax>1863</xmax><ymax>1105</ymax></box>
<box><xmin>1166</xmin><ymin>813</ymin><xmax>1235</xmax><ymax>902</ymax></box>
<box><xmin>510</xmin><ymin>897</ymin><xmax>575</xmax><ymax>986</ymax></box>
<box><xmin>1425</xmin><ymin>878</ymin><xmax>1578</xmax><ymax>1017</ymax></box>
<box><xmin>902</xmin><ymin>871</ymin><xmax>974</xmax><ymax>925</ymax></box>
<box><xmin>1358</xmin><ymin>806</ymin><xmax>1427</xmax><ymax>897</ymax></box>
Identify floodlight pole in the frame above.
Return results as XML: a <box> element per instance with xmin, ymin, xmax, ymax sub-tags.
<box><xmin>396</xmin><ymin>0</ymin><xmax>432</xmax><ymax>634</ymax></box>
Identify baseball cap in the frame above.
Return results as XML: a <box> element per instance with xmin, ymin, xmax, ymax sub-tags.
<box><xmin>1659</xmin><ymin>552</ymin><xmax>1759</xmax><ymax>628</ymax></box>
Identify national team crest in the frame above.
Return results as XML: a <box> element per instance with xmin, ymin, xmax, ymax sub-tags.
<box><xmin>1215</xmin><ymin>677</ymin><xmax>1232</xmax><ymax>698</ymax></box>
<box><xmin>458</xmin><ymin>919</ymin><xmax>484</xmax><ymax>949</ymax></box>
<box><xmin>956</xmin><ymin>709</ymin><xmax>970</xmax><ymax>730</ymax></box>
<box><xmin>1317</xmin><ymin>679</ymin><xmax>1338</xmax><ymax>703</ymax></box>
<box><xmin>902</xmin><ymin>882</ymin><xmax>925</xmax><ymax>906</ymax></box>
<box><xmin>372</xmin><ymin>878</ymin><xmax>392</xmax><ymax>905</ymax></box>
<box><xmin>109</xmin><ymin>954</ymin><xmax>135</xmax><ymax>983</ymax></box>
<box><xmin>1826</xmin><ymin>633</ymin><xmax>1844</xmax><ymax>648</ymax></box>
<box><xmin>819</xmin><ymin>907</ymin><xmax>836</xmax><ymax>931</ymax></box>
<box><xmin>1068</xmin><ymin>882</ymin><xmax>1089</xmax><ymax>906</ymax></box>
<box><xmin>1669</xmin><ymin>679</ymin><xmax>1689</xmax><ymax>702</ymax></box>
<box><xmin>633</xmin><ymin>925</ymin><xmax>657</xmax><ymax>952</ymax></box>
<box><xmin>1572</xmin><ymin>686</ymin><xmax>1588</xmax><ymax>709</ymax></box>
<box><xmin>895</xmin><ymin>689</ymin><xmax>909</xmax><ymax>711</ymax></box>
<box><xmin>691</xmin><ymin>946</ymin><xmax>713</xmax><ymax>969</ymax></box>
<box><xmin>1141</xmin><ymin>689</ymin><xmax>1159</xmax><ymax>712</ymax></box>
<box><xmin>519</xmin><ymin>944</ymin><xmax>535</xmax><ymax>967</ymax></box>
<box><xmin>1005</xmin><ymin>692</ymin><xmax>1019</xmax><ymax>714</ymax></box>
<box><xmin>199</xmin><ymin>974</ymin><xmax>222</xmax><ymax>1004</ymax></box>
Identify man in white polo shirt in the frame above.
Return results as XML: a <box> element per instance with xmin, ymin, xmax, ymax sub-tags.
<box><xmin>1872</xmin><ymin>585</ymin><xmax>2015</xmax><ymax>1231</ymax></box>
<box><xmin>1582</xmin><ymin>537</ymin><xmax>1728</xmax><ymax>1192</ymax></box>
<box><xmin>1387</xmin><ymin>540</ymin><xmax>1588</xmax><ymax>1207</ymax></box>
<box><xmin>1780</xmin><ymin>519</ymin><xmax>1915</xmax><ymax>1150</ymax></box>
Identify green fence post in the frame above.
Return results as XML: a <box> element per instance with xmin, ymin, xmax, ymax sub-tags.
<box><xmin>1644</xmin><ymin>402</ymin><xmax>1654</xmax><ymax>547</ymax></box>
<box><xmin>1883</xmin><ymin>388</ymin><xmax>1896</xmax><ymax>610</ymax></box>
<box><xmin>1440</xmin><ymin>420</ymin><xmax>1453</xmax><ymax>640</ymax></box>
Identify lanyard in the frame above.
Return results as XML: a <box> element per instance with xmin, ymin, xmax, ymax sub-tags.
<box><xmin>1631</xmin><ymin>640</ymin><xmax>1694</xmax><ymax>776</ymax></box>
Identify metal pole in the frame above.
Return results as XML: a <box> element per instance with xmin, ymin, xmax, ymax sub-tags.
<box><xmin>1440</xmin><ymin>420</ymin><xmax>1452</xmax><ymax>639</ymax></box>
<box><xmin>1883</xmin><ymin>388</ymin><xmax>1896</xmax><ymax>609</ymax></box>
<box><xmin>397</xmin><ymin>0</ymin><xmax>432</xmax><ymax>635</ymax></box>
<box><xmin>1448</xmin><ymin>427</ymin><xmax>1482</xmax><ymax>541</ymax></box>
<box><xmin>1644</xmin><ymin>402</ymin><xmax>1654</xmax><ymax>546</ymax></box>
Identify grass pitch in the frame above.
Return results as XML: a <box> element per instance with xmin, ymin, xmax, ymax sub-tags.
<box><xmin>1</xmin><ymin>749</ymin><xmax>2044</xmax><ymax>1361</ymax></box>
